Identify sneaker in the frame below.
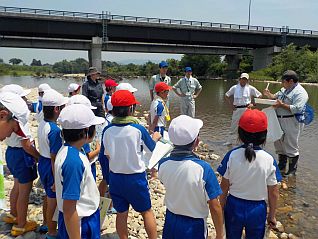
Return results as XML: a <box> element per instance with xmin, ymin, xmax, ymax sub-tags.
<box><xmin>11</xmin><ymin>221</ymin><xmax>38</xmax><ymax>236</ymax></box>
<box><xmin>1</xmin><ymin>213</ymin><xmax>17</xmax><ymax>224</ymax></box>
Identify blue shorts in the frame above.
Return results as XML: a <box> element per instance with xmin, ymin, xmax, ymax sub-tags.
<box><xmin>224</xmin><ymin>195</ymin><xmax>266</xmax><ymax>239</ymax></box>
<box><xmin>163</xmin><ymin>209</ymin><xmax>206</xmax><ymax>239</ymax></box>
<box><xmin>154</xmin><ymin>126</ymin><xmax>165</xmax><ymax>137</ymax></box>
<box><xmin>109</xmin><ymin>171</ymin><xmax>151</xmax><ymax>213</ymax></box>
<box><xmin>99</xmin><ymin>155</ymin><xmax>109</xmax><ymax>184</ymax></box>
<box><xmin>38</xmin><ymin>156</ymin><xmax>56</xmax><ymax>198</ymax></box>
<box><xmin>58</xmin><ymin>209</ymin><xmax>100</xmax><ymax>239</ymax></box>
<box><xmin>5</xmin><ymin>147</ymin><xmax>37</xmax><ymax>184</ymax></box>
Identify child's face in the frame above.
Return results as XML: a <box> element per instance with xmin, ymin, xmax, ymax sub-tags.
<box><xmin>159</xmin><ymin>90</ymin><xmax>169</xmax><ymax>100</ymax></box>
<box><xmin>0</xmin><ymin>110</ymin><xmax>18</xmax><ymax>141</ymax></box>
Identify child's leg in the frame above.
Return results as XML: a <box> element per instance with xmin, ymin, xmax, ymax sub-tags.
<box><xmin>98</xmin><ymin>180</ymin><xmax>107</xmax><ymax>197</ymax></box>
<box><xmin>141</xmin><ymin>209</ymin><xmax>157</xmax><ymax>239</ymax></box>
<box><xmin>43</xmin><ymin>195</ymin><xmax>47</xmax><ymax>225</ymax></box>
<box><xmin>46</xmin><ymin>197</ymin><xmax>57</xmax><ymax>236</ymax></box>
<box><xmin>116</xmin><ymin>211</ymin><xmax>129</xmax><ymax>239</ymax></box>
<box><xmin>10</xmin><ymin>179</ymin><xmax>19</xmax><ymax>217</ymax></box>
<box><xmin>16</xmin><ymin>181</ymin><xmax>32</xmax><ymax>227</ymax></box>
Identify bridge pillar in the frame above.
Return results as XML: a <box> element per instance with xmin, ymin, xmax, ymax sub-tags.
<box><xmin>225</xmin><ymin>55</ymin><xmax>242</xmax><ymax>79</ymax></box>
<box><xmin>88</xmin><ymin>37</ymin><xmax>102</xmax><ymax>72</ymax></box>
<box><xmin>253</xmin><ymin>46</ymin><xmax>281</xmax><ymax>71</ymax></box>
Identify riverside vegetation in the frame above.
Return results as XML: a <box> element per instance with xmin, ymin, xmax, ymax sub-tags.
<box><xmin>1</xmin><ymin>44</ymin><xmax>318</xmax><ymax>82</ymax></box>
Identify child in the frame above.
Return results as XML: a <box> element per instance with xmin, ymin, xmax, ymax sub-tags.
<box><xmin>0</xmin><ymin>92</ymin><xmax>40</xmax><ymax>236</ymax></box>
<box><xmin>31</xmin><ymin>83</ymin><xmax>51</xmax><ymax>122</ymax></box>
<box><xmin>55</xmin><ymin>104</ymin><xmax>105</xmax><ymax>238</ymax></box>
<box><xmin>149</xmin><ymin>82</ymin><xmax>171</xmax><ymax>136</ymax></box>
<box><xmin>158</xmin><ymin>115</ymin><xmax>224</xmax><ymax>239</ymax></box>
<box><xmin>103</xmin><ymin>79</ymin><xmax>118</xmax><ymax>112</ymax></box>
<box><xmin>67</xmin><ymin>83</ymin><xmax>81</xmax><ymax>97</ymax></box>
<box><xmin>69</xmin><ymin>94</ymin><xmax>101</xmax><ymax>180</ymax></box>
<box><xmin>37</xmin><ymin>89</ymin><xmax>68</xmax><ymax>239</ymax></box>
<box><xmin>102</xmin><ymin>90</ymin><xmax>161</xmax><ymax>239</ymax></box>
<box><xmin>217</xmin><ymin>109</ymin><xmax>282</xmax><ymax>239</ymax></box>
<box><xmin>116</xmin><ymin>82</ymin><xmax>138</xmax><ymax>93</ymax></box>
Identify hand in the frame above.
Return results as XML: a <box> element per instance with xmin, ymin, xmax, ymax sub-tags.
<box><xmin>51</xmin><ymin>183</ymin><xmax>56</xmax><ymax>192</ymax></box>
<box><xmin>152</xmin><ymin>131</ymin><xmax>162</xmax><ymax>142</ymax></box>
<box><xmin>263</xmin><ymin>89</ymin><xmax>271</xmax><ymax>97</ymax></box>
<box><xmin>247</xmin><ymin>103</ymin><xmax>254</xmax><ymax>109</ymax></box>
<box><xmin>193</xmin><ymin>94</ymin><xmax>197</xmax><ymax>99</ymax></box>
<box><xmin>273</xmin><ymin>99</ymin><xmax>283</xmax><ymax>108</ymax></box>
<box><xmin>267</xmin><ymin>216</ymin><xmax>277</xmax><ymax>229</ymax></box>
<box><xmin>95</xmin><ymin>142</ymin><xmax>101</xmax><ymax>151</ymax></box>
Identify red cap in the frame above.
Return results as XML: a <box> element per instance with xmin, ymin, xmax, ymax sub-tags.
<box><xmin>239</xmin><ymin>109</ymin><xmax>268</xmax><ymax>133</ymax></box>
<box><xmin>104</xmin><ymin>79</ymin><xmax>119</xmax><ymax>87</ymax></box>
<box><xmin>155</xmin><ymin>82</ymin><xmax>172</xmax><ymax>93</ymax></box>
<box><xmin>111</xmin><ymin>90</ymin><xmax>140</xmax><ymax>107</ymax></box>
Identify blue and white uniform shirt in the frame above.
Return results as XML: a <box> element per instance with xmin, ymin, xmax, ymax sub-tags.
<box><xmin>103</xmin><ymin>123</ymin><xmax>156</xmax><ymax>174</ymax></box>
<box><xmin>217</xmin><ymin>145</ymin><xmax>282</xmax><ymax>201</ymax></box>
<box><xmin>150</xmin><ymin>97</ymin><xmax>167</xmax><ymax>127</ymax></box>
<box><xmin>5</xmin><ymin>122</ymin><xmax>32</xmax><ymax>147</ymax></box>
<box><xmin>37</xmin><ymin>120</ymin><xmax>63</xmax><ymax>158</ymax></box>
<box><xmin>55</xmin><ymin>145</ymin><xmax>100</xmax><ymax>217</ymax></box>
<box><xmin>158</xmin><ymin>154</ymin><xmax>222</xmax><ymax>219</ymax></box>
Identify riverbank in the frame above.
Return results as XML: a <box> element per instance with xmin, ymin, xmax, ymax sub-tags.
<box><xmin>0</xmin><ymin>87</ymin><xmax>304</xmax><ymax>239</ymax></box>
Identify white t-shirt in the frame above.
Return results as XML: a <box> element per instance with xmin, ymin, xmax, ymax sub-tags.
<box><xmin>5</xmin><ymin>123</ymin><xmax>32</xmax><ymax>148</ymax></box>
<box><xmin>103</xmin><ymin>123</ymin><xmax>156</xmax><ymax>174</ymax></box>
<box><xmin>225</xmin><ymin>84</ymin><xmax>262</xmax><ymax>106</ymax></box>
<box><xmin>217</xmin><ymin>145</ymin><xmax>282</xmax><ymax>201</ymax></box>
<box><xmin>150</xmin><ymin>97</ymin><xmax>167</xmax><ymax>127</ymax></box>
<box><xmin>55</xmin><ymin>145</ymin><xmax>99</xmax><ymax>217</ymax></box>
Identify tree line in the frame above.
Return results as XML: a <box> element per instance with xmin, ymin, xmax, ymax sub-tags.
<box><xmin>1</xmin><ymin>45</ymin><xmax>317</xmax><ymax>82</ymax></box>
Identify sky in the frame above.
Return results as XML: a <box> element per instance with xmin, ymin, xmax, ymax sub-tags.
<box><xmin>1</xmin><ymin>0</ymin><xmax>318</xmax><ymax>65</ymax></box>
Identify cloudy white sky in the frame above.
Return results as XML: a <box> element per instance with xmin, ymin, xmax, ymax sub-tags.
<box><xmin>1</xmin><ymin>0</ymin><xmax>317</xmax><ymax>64</ymax></box>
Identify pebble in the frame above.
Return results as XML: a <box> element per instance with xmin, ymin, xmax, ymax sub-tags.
<box><xmin>280</xmin><ymin>232</ymin><xmax>288</xmax><ymax>239</ymax></box>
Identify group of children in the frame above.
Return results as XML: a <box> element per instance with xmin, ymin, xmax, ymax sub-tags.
<box><xmin>0</xmin><ymin>76</ymin><xmax>282</xmax><ymax>239</ymax></box>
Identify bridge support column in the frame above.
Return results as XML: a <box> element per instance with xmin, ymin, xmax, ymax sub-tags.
<box><xmin>253</xmin><ymin>46</ymin><xmax>281</xmax><ymax>71</ymax></box>
<box><xmin>88</xmin><ymin>37</ymin><xmax>102</xmax><ymax>72</ymax></box>
<box><xmin>225</xmin><ymin>55</ymin><xmax>242</xmax><ymax>79</ymax></box>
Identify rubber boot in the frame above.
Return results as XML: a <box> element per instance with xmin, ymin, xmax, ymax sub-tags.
<box><xmin>278</xmin><ymin>154</ymin><xmax>287</xmax><ymax>172</ymax></box>
<box><xmin>285</xmin><ymin>155</ymin><xmax>299</xmax><ymax>177</ymax></box>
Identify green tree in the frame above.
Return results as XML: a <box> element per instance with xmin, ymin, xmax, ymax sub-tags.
<box><xmin>30</xmin><ymin>59</ymin><xmax>42</xmax><ymax>66</ymax></box>
<box><xmin>180</xmin><ymin>54</ymin><xmax>222</xmax><ymax>76</ymax></box>
<box><xmin>9</xmin><ymin>58</ymin><xmax>23</xmax><ymax>65</ymax></box>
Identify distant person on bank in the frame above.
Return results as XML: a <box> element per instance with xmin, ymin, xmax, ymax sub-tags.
<box><xmin>82</xmin><ymin>67</ymin><xmax>105</xmax><ymax>118</ymax></box>
<box><xmin>224</xmin><ymin>73</ymin><xmax>262</xmax><ymax>145</ymax></box>
<box><xmin>263</xmin><ymin>70</ymin><xmax>309</xmax><ymax>176</ymax></box>
<box><xmin>149</xmin><ymin>61</ymin><xmax>171</xmax><ymax>102</ymax></box>
<box><xmin>172</xmin><ymin>67</ymin><xmax>202</xmax><ymax>117</ymax></box>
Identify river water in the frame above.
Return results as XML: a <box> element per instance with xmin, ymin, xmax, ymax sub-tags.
<box><xmin>1</xmin><ymin>75</ymin><xmax>318</xmax><ymax>238</ymax></box>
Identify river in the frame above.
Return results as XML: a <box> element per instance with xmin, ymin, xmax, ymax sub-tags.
<box><xmin>1</xmin><ymin>75</ymin><xmax>318</xmax><ymax>238</ymax></box>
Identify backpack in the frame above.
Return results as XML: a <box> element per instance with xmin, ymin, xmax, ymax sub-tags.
<box><xmin>295</xmin><ymin>103</ymin><xmax>314</xmax><ymax>125</ymax></box>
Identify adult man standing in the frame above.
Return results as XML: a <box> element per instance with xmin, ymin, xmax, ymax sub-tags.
<box><xmin>263</xmin><ymin>70</ymin><xmax>308</xmax><ymax>176</ymax></box>
<box><xmin>224</xmin><ymin>73</ymin><xmax>262</xmax><ymax>145</ymax></box>
<box><xmin>149</xmin><ymin>61</ymin><xmax>171</xmax><ymax>102</ymax></box>
<box><xmin>172</xmin><ymin>67</ymin><xmax>202</xmax><ymax>117</ymax></box>
<box><xmin>82</xmin><ymin>67</ymin><xmax>105</xmax><ymax>118</ymax></box>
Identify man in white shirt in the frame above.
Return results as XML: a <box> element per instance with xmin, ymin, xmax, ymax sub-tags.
<box><xmin>149</xmin><ymin>61</ymin><xmax>171</xmax><ymax>102</ymax></box>
<box><xmin>225</xmin><ymin>73</ymin><xmax>262</xmax><ymax>145</ymax></box>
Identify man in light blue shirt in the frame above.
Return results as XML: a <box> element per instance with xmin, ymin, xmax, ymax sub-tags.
<box><xmin>263</xmin><ymin>70</ymin><xmax>308</xmax><ymax>176</ymax></box>
<box><xmin>172</xmin><ymin>67</ymin><xmax>202</xmax><ymax>117</ymax></box>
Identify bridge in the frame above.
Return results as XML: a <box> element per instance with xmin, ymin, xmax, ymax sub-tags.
<box><xmin>1</xmin><ymin>6</ymin><xmax>318</xmax><ymax>73</ymax></box>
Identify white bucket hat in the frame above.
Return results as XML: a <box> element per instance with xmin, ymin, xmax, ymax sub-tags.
<box><xmin>116</xmin><ymin>83</ymin><xmax>138</xmax><ymax>93</ymax></box>
<box><xmin>68</xmin><ymin>94</ymin><xmax>97</xmax><ymax>109</ymax></box>
<box><xmin>38</xmin><ymin>83</ymin><xmax>51</xmax><ymax>92</ymax></box>
<box><xmin>58</xmin><ymin>104</ymin><xmax>105</xmax><ymax>129</ymax></box>
<box><xmin>42</xmin><ymin>89</ymin><xmax>69</xmax><ymax>107</ymax></box>
<box><xmin>67</xmin><ymin>83</ymin><xmax>81</xmax><ymax>93</ymax></box>
<box><xmin>1</xmin><ymin>84</ymin><xmax>31</xmax><ymax>97</ymax></box>
<box><xmin>0</xmin><ymin>92</ymin><xmax>30</xmax><ymax>137</ymax></box>
<box><xmin>168</xmin><ymin>115</ymin><xmax>203</xmax><ymax>145</ymax></box>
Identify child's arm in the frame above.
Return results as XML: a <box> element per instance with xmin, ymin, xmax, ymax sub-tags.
<box><xmin>208</xmin><ymin>198</ymin><xmax>224</xmax><ymax>239</ymax></box>
<box><xmin>219</xmin><ymin>177</ymin><xmax>230</xmax><ymax>209</ymax></box>
<box><xmin>87</xmin><ymin>142</ymin><xmax>100</xmax><ymax>161</ymax></box>
<box><xmin>149</xmin><ymin>115</ymin><xmax>159</xmax><ymax>134</ymax></box>
<box><xmin>21</xmin><ymin>139</ymin><xmax>40</xmax><ymax>160</ymax></box>
<box><xmin>63</xmin><ymin>200</ymin><xmax>80</xmax><ymax>239</ymax></box>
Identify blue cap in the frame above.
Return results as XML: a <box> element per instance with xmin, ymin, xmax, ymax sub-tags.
<box><xmin>159</xmin><ymin>61</ymin><xmax>168</xmax><ymax>68</ymax></box>
<box><xmin>185</xmin><ymin>67</ymin><xmax>192</xmax><ymax>72</ymax></box>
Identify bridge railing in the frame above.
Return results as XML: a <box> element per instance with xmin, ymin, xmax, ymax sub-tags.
<box><xmin>1</xmin><ymin>6</ymin><xmax>318</xmax><ymax>36</ymax></box>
